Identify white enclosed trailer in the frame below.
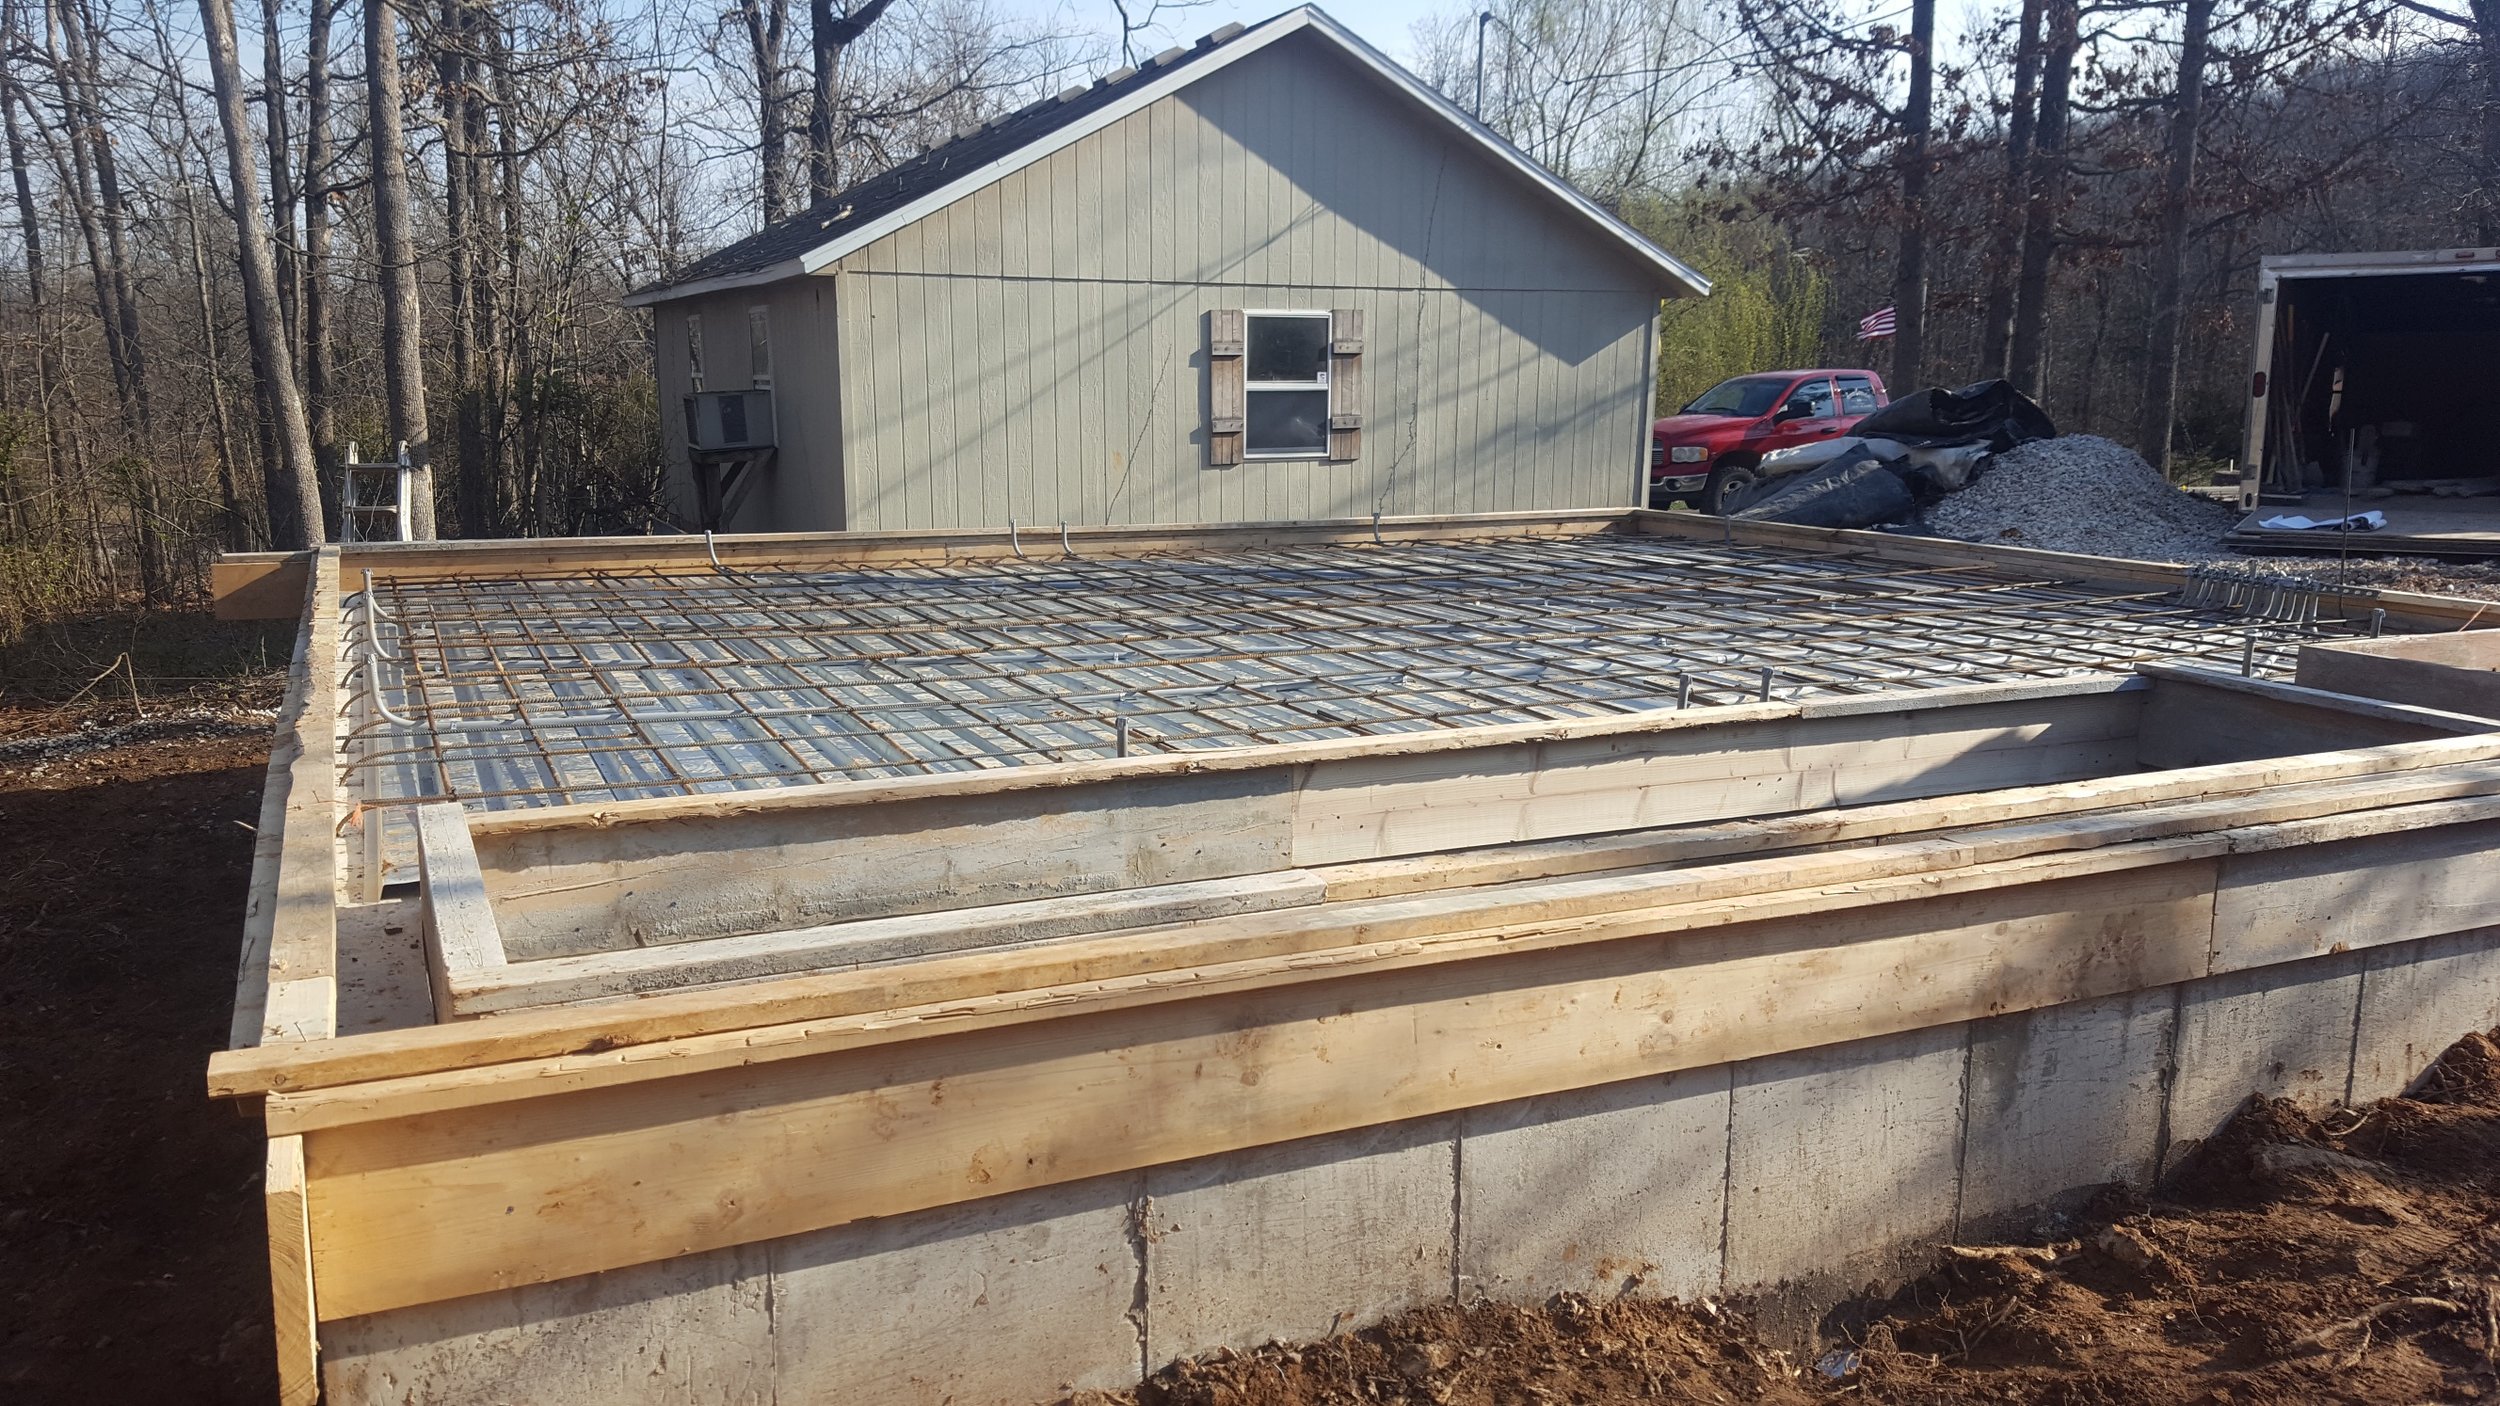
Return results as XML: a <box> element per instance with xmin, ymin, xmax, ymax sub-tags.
<box><xmin>2231</xmin><ymin>246</ymin><xmax>2500</xmax><ymax>556</ymax></box>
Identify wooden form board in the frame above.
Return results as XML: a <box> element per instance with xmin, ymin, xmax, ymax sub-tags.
<box><xmin>207</xmin><ymin>721</ymin><xmax>2500</xmax><ymax>1105</ymax></box>
<box><xmin>266</xmin><ymin>1135</ymin><xmax>319</xmax><ymax>1406</ymax></box>
<box><xmin>211</xmin><ymin>508</ymin><xmax>2500</xmax><ymax>635</ymax></box>
<box><xmin>2297</xmin><ymin>631</ymin><xmax>2500</xmax><ymax>720</ymax></box>
<box><xmin>267</xmin><ymin>771</ymin><xmax>2500</xmax><ymax>1320</ymax></box>
<box><xmin>207</xmin><ymin>509</ymin><xmax>1637</xmax><ymax>616</ymax></box>
<box><xmin>229</xmin><ymin>548</ymin><xmax>343</xmax><ymax>1048</ymax></box>
<box><xmin>435</xmin><ymin>673</ymin><xmax>2489</xmax><ymax>1016</ymax></box>
<box><xmin>2135</xmin><ymin>663</ymin><xmax>2498</xmax><ymax>768</ymax></box>
<box><xmin>356</xmin><ymin>754</ymin><xmax>2500</xmax><ymax>1098</ymax></box>
<box><xmin>1624</xmin><ymin>508</ymin><xmax>2500</xmax><ymax>630</ymax></box>
<box><xmin>289</xmin><ymin>790</ymin><xmax>2500</xmax><ymax>1321</ymax></box>
<box><xmin>470</xmin><ymin>680</ymin><xmax>2150</xmax><ymax>956</ymax></box>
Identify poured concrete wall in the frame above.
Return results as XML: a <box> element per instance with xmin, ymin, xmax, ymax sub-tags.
<box><xmin>322</xmin><ymin>924</ymin><xmax>2500</xmax><ymax>1404</ymax></box>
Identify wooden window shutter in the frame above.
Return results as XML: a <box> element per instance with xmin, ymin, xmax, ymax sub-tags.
<box><xmin>1208</xmin><ymin>308</ymin><xmax>1245</xmax><ymax>467</ymax></box>
<box><xmin>1327</xmin><ymin>308</ymin><xmax>1363</xmax><ymax>462</ymax></box>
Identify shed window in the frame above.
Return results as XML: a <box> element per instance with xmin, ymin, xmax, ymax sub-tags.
<box><xmin>1208</xmin><ymin>307</ymin><xmax>1361</xmax><ymax>467</ymax></box>
<box><xmin>1244</xmin><ymin>311</ymin><xmax>1331</xmax><ymax>458</ymax></box>
<box><xmin>685</xmin><ymin>313</ymin><xmax>705</xmax><ymax>391</ymax></box>
<box><xmin>748</xmin><ymin>306</ymin><xmax>772</xmax><ymax>386</ymax></box>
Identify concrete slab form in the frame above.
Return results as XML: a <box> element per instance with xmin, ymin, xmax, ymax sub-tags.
<box><xmin>328</xmin><ymin>527</ymin><xmax>2427</xmax><ymax>822</ymax></box>
<box><xmin>204</xmin><ymin>510</ymin><xmax>2500</xmax><ymax>1405</ymax></box>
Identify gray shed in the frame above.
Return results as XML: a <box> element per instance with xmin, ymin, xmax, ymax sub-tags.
<box><xmin>626</xmin><ymin>4</ymin><xmax>1709</xmax><ymax>533</ymax></box>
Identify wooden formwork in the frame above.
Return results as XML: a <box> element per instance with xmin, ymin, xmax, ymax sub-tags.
<box><xmin>206</xmin><ymin>511</ymin><xmax>2500</xmax><ymax>1403</ymax></box>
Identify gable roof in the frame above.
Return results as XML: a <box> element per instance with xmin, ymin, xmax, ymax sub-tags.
<box><xmin>623</xmin><ymin>6</ymin><xmax>1709</xmax><ymax>306</ymax></box>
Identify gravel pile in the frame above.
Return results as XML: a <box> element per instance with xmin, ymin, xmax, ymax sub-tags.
<box><xmin>1919</xmin><ymin>434</ymin><xmax>2239</xmax><ymax>563</ymax></box>
<box><xmin>0</xmin><ymin>711</ymin><xmax>274</xmax><ymax>765</ymax></box>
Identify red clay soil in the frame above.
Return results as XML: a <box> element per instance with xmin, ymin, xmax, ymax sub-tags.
<box><xmin>0</xmin><ymin>718</ymin><xmax>278</xmax><ymax>1403</ymax></box>
<box><xmin>1096</xmin><ymin>1033</ymin><xmax>2500</xmax><ymax>1406</ymax></box>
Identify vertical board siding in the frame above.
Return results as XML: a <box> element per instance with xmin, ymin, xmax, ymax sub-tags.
<box><xmin>660</xmin><ymin>284</ymin><xmax>848</xmax><ymax>533</ymax></box>
<box><xmin>820</xmin><ymin>31</ymin><xmax>1662</xmax><ymax>532</ymax></box>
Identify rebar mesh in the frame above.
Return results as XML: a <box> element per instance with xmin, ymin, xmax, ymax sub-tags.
<box><xmin>338</xmin><ymin>532</ymin><xmax>2353</xmax><ymax>814</ymax></box>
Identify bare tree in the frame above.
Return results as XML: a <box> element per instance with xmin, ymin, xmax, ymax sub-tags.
<box><xmin>1977</xmin><ymin>0</ymin><xmax>2044</xmax><ymax>376</ymax></box>
<box><xmin>807</xmin><ymin>0</ymin><xmax>899</xmax><ymax>201</ymax></box>
<box><xmin>1889</xmin><ymin>0</ymin><xmax>1934</xmax><ymax>389</ymax></box>
<box><xmin>195</xmin><ymin>0</ymin><xmax>322</xmax><ymax>547</ymax></box>
<box><xmin>2388</xmin><ymin>0</ymin><xmax>2500</xmax><ymax>238</ymax></box>
<box><xmin>2006</xmin><ymin>0</ymin><xmax>2076</xmax><ymax>395</ymax></box>
<box><xmin>260</xmin><ymin>0</ymin><xmax>296</xmax><ymax>344</ymax></box>
<box><xmin>366</xmin><ymin>0</ymin><xmax>436</xmax><ymax>537</ymax></box>
<box><xmin>737</xmin><ymin>0</ymin><xmax>792</xmax><ymax>220</ymax></box>
<box><xmin>303</xmin><ymin>0</ymin><xmax>336</xmax><ymax>469</ymax></box>
<box><xmin>2136</xmin><ymin>0</ymin><xmax>2214</xmax><ymax>471</ymax></box>
<box><xmin>1109</xmin><ymin>0</ymin><xmax>1209</xmax><ymax>66</ymax></box>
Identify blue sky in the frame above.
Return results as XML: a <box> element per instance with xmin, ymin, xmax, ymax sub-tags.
<box><xmin>1032</xmin><ymin>0</ymin><xmax>1999</xmax><ymax>73</ymax></box>
<box><xmin>1060</xmin><ymin>0</ymin><xmax>1451</xmax><ymax>64</ymax></box>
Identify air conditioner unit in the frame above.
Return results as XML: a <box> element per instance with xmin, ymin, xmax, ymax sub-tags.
<box><xmin>685</xmin><ymin>389</ymin><xmax>776</xmax><ymax>452</ymax></box>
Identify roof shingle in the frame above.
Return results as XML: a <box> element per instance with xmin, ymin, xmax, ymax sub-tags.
<box><xmin>631</xmin><ymin>18</ymin><xmax>1266</xmax><ymax>298</ymax></box>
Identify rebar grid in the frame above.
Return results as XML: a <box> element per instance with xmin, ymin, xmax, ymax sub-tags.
<box><xmin>338</xmin><ymin>533</ymin><xmax>2358</xmax><ymax>813</ymax></box>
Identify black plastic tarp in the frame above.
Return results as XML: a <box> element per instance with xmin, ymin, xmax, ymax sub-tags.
<box><xmin>1729</xmin><ymin>449</ymin><xmax>1918</xmax><ymax>529</ymax></box>
<box><xmin>1849</xmin><ymin>379</ymin><xmax>2057</xmax><ymax>451</ymax></box>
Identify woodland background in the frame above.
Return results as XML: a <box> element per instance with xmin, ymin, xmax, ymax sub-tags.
<box><xmin>0</xmin><ymin>0</ymin><xmax>2494</xmax><ymax>632</ymax></box>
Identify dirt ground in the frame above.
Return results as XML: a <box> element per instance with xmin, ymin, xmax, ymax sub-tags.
<box><xmin>1098</xmin><ymin>1036</ymin><xmax>2500</xmax><ymax>1406</ymax></box>
<box><xmin>0</xmin><ymin>708</ymin><xmax>280</xmax><ymax>1403</ymax></box>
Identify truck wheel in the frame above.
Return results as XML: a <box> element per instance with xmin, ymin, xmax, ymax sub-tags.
<box><xmin>1701</xmin><ymin>463</ymin><xmax>1759</xmax><ymax>515</ymax></box>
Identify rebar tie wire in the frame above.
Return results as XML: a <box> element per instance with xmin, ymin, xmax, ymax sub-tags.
<box><xmin>338</xmin><ymin>536</ymin><xmax>2374</xmax><ymax>813</ymax></box>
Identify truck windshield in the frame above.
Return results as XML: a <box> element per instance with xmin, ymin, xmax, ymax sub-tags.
<box><xmin>1680</xmin><ymin>376</ymin><xmax>1792</xmax><ymax>417</ymax></box>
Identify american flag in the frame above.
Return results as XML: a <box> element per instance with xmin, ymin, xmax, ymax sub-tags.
<box><xmin>1857</xmin><ymin>305</ymin><xmax>1897</xmax><ymax>340</ymax></box>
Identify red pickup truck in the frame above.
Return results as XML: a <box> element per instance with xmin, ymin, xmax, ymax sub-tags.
<box><xmin>1650</xmin><ymin>369</ymin><xmax>1889</xmax><ymax>513</ymax></box>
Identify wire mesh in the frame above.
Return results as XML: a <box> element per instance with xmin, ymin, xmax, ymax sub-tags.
<box><xmin>337</xmin><ymin>533</ymin><xmax>2360</xmax><ymax>814</ymax></box>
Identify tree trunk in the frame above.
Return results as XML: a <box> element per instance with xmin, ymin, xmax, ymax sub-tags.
<box><xmin>2473</xmin><ymin>0</ymin><xmax>2500</xmax><ymax>242</ymax></box>
<box><xmin>464</xmin><ymin>6</ymin><xmax>495</xmax><ymax>524</ymax></box>
<box><xmin>491</xmin><ymin>15</ymin><xmax>523</xmax><ymax>500</ymax></box>
<box><xmin>437</xmin><ymin>0</ymin><xmax>485</xmax><ymax>535</ymax></box>
<box><xmin>1977</xmin><ymin>0</ymin><xmax>2042</xmax><ymax>377</ymax></box>
<box><xmin>184</xmin><ymin>181</ymin><xmax>253</xmax><ymax>550</ymax></box>
<box><xmin>261</xmin><ymin>0</ymin><xmax>298</xmax><ymax>349</ymax></box>
<box><xmin>304</xmin><ymin>0</ymin><xmax>335</xmax><ymax>475</ymax></box>
<box><xmin>807</xmin><ymin>0</ymin><xmax>897</xmax><ymax>201</ymax></box>
<box><xmin>49</xmin><ymin>0</ymin><xmax>165</xmax><ymax>596</ymax></box>
<box><xmin>0</xmin><ymin>12</ymin><xmax>66</xmax><ymax>517</ymax></box>
<box><xmin>2007</xmin><ymin>0</ymin><xmax>2076</xmax><ymax>397</ymax></box>
<box><xmin>197</xmin><ymin>0</ymin><xmax>323</xmax><ymax>548</ymax></box>
<box><xmin>2135</xmin><ymin>0</ymin><xmax>2213</xmax><ymax>474</ymax></box>
<box><xmin>1889</xmin><ymin>0</ymin><xmax>1935</xmax><ymax>392</ymax></box>
<box><xmin>45</xmin><ymin>0</ymin><xmax>141</xmax><ymax>433</ymax></box>
<box><xmin>365</xmin><ymin>0</ymin><xmax>437</xmax><ymax>537</ymax></box>
<box><xmin>744</xmin><ymin>0</ymin><xmax>789</xmax><ymax>220</ymax></box>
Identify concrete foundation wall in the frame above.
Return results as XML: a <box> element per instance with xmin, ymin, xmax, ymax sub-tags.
<box><xmin>322</xmin><ymin>926</ymin><xmax>2500</xmax><ymax>1405</ymax></box>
